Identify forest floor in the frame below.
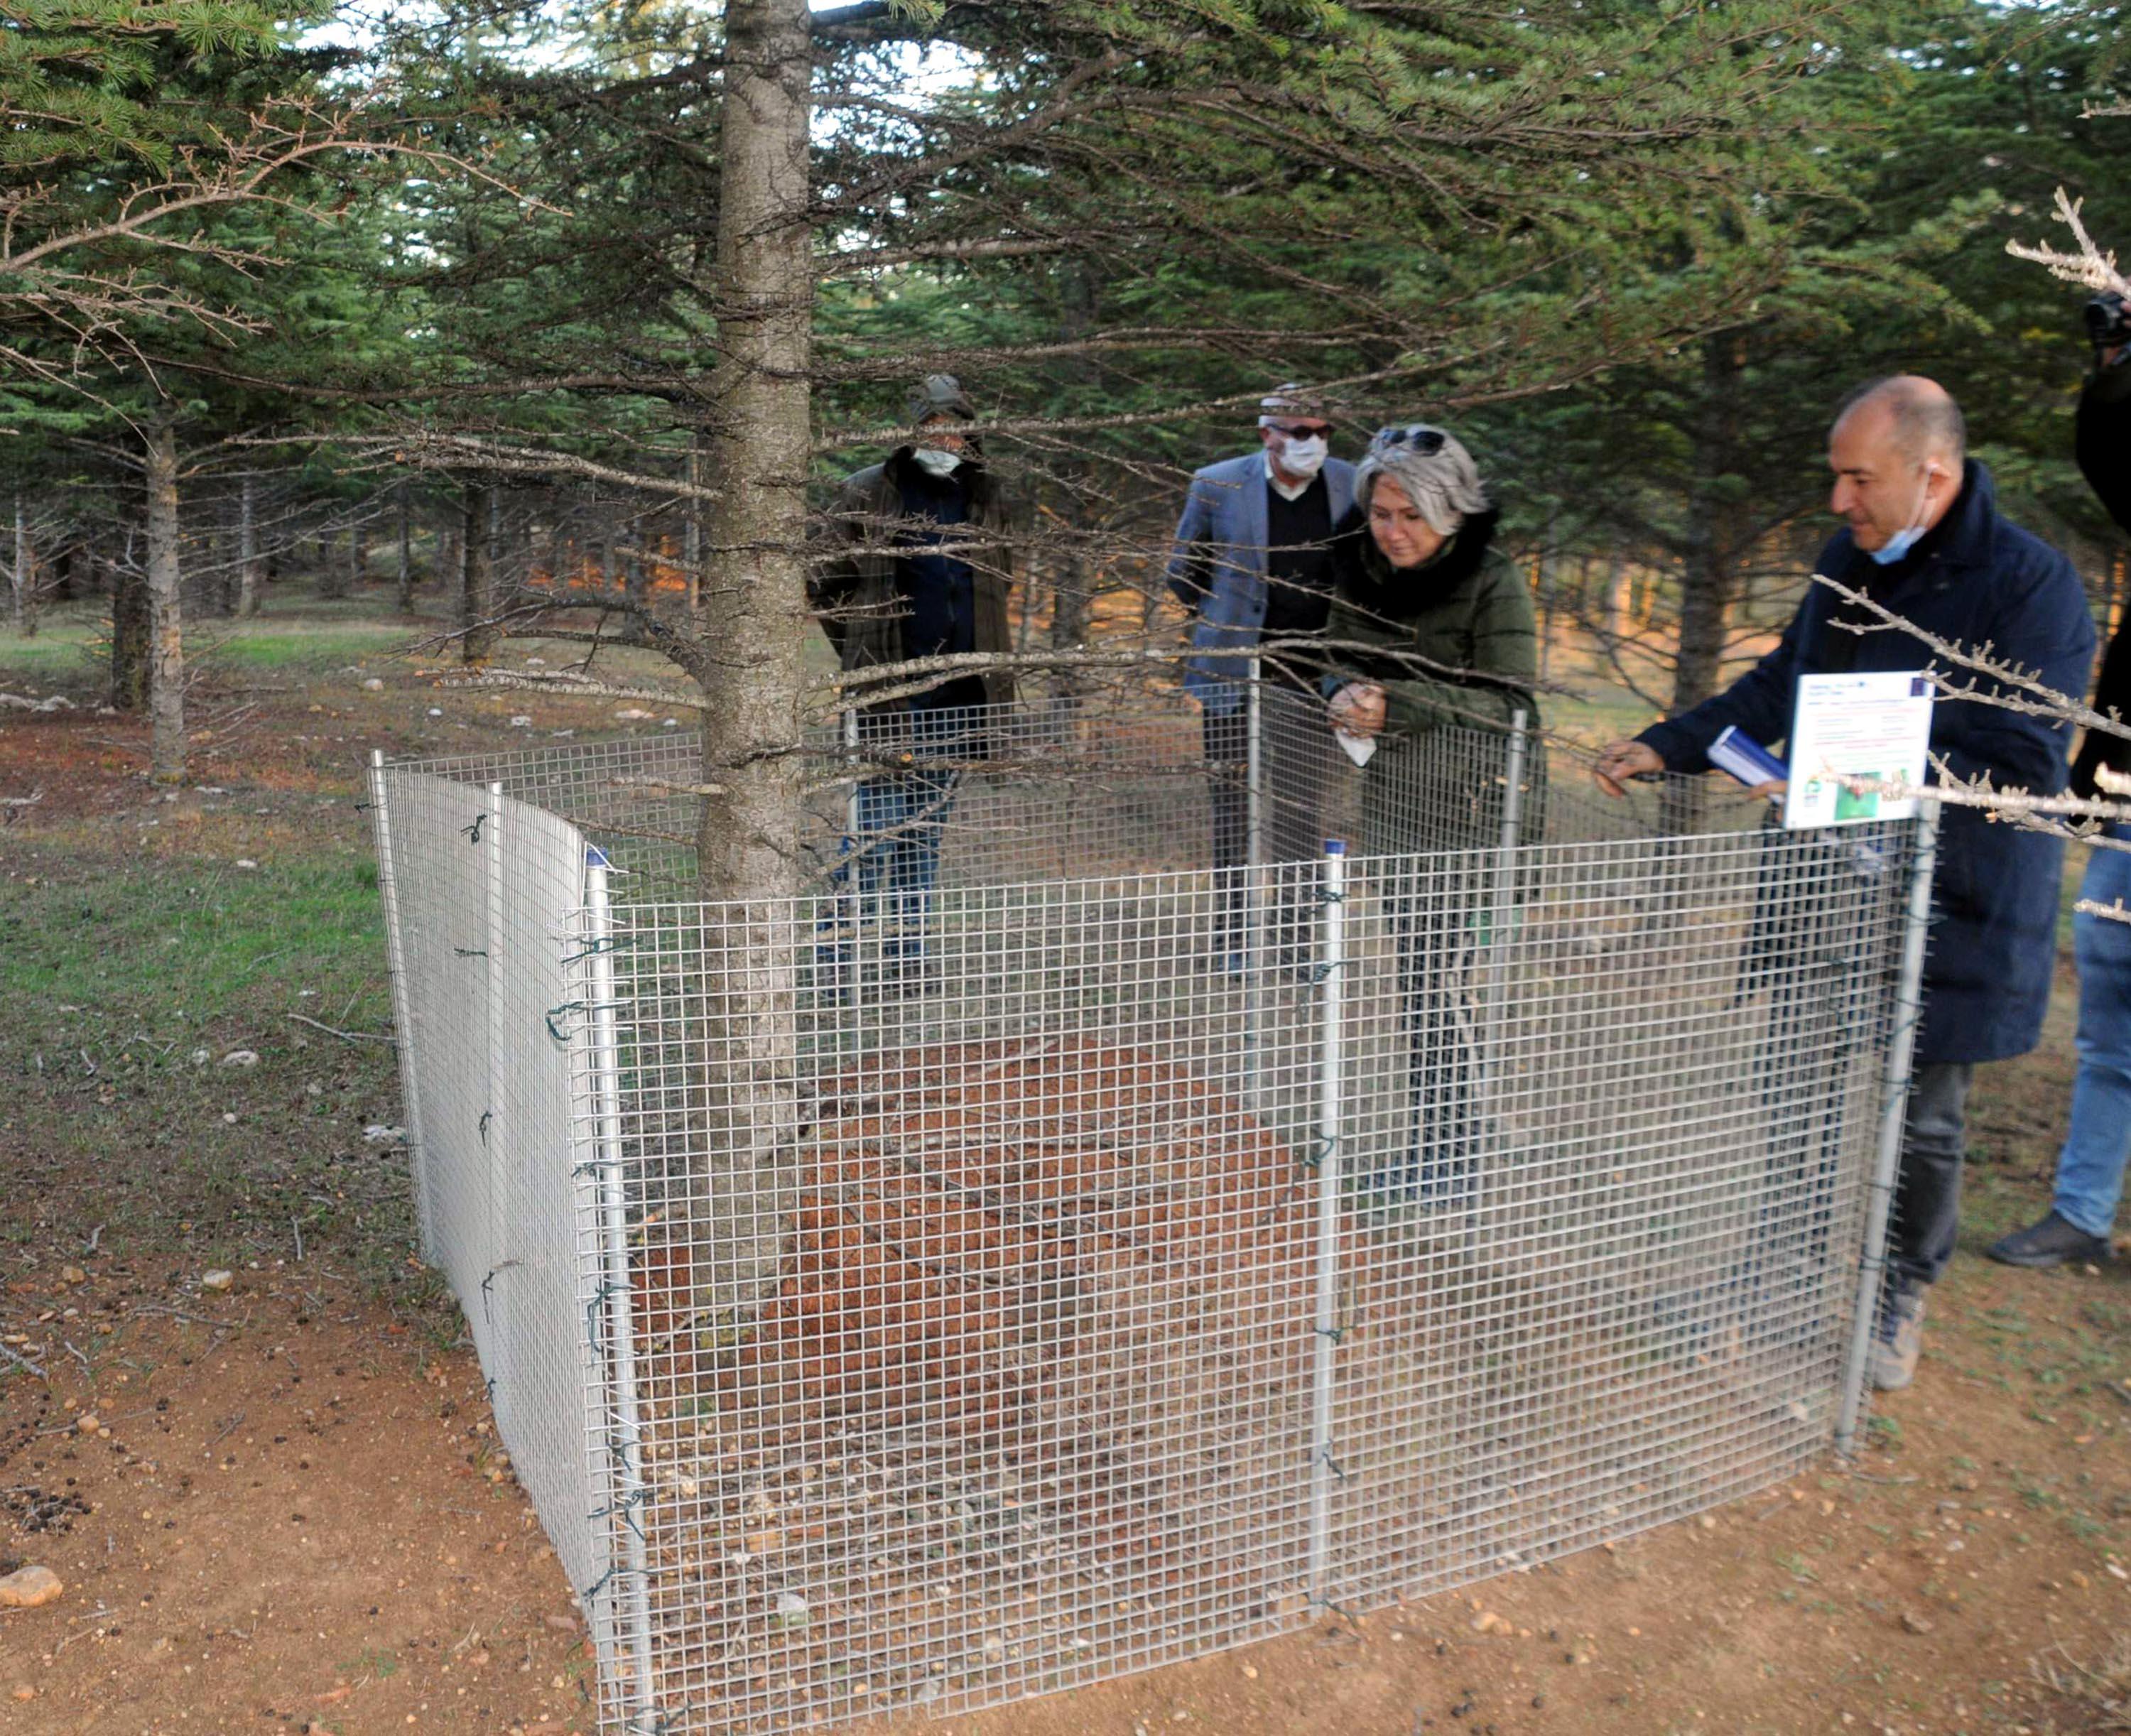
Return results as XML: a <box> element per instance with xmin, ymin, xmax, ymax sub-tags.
<box><xmin>0</xmin><ymin>592</ymin><xmax>2127</xmax><ymax>1736</ymax></box>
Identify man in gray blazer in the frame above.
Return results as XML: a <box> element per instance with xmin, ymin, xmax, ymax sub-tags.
<box><xmin>1167</xmin><ymin>385</ymin><xmax>1357</xmax><ymax>967</ymax></box>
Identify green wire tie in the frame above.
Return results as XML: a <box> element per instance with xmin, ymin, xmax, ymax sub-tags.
<box><xmin>561</xmin><ymin>935</ymin><xmax>635</xmax><ymax>966</ymax></box>
<box><xmin>546</xmin><ymin>1000</ymin><xmax>623</xmax><ymax>1042</ymax></box>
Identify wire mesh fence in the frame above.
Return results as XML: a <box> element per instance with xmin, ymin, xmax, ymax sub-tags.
<box><xmin>400</xmin><ymin>672</ymin><xmax>1771</xmax><ymax>908</ymax></box>
<box><xmin>370</xmin><ymin>681</ymin><xmax>1924</xmax><ymax>1736</ymax></box>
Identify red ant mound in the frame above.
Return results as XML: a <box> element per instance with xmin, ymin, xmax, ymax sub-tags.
<box><xmin>636</xmin><ymin>1034</ymin><xmax>1316</xmax><ymax>1445</ymax></box>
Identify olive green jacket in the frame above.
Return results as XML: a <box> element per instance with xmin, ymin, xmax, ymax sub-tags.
<box><xmin>1321</xmin><ymin>507</ymin><xmax>1539</xmax><ymax>739</ymax></box>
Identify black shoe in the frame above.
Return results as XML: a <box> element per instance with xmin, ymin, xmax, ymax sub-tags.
<box><xmin>1985</xmin><ymin>1210</ymin><xmax>2113</xmax><ymax>1269</ymax></box>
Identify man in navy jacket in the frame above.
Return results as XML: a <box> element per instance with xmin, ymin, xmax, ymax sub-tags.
<box><xmin>1595</xmin><ymin>376</ymin><xmax>2096</xmax><ymax>1391</ymax></box>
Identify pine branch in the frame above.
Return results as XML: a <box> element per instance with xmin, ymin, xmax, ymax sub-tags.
<box><xmin>1811</xmin><ymin>572</ymin><xmax>2131</xmax><ymax>744</ymax></box>
<box><xmin>2003</xmin><ymin>187</ymin><xmax>2131</xmax><ymax>297</ymax></box>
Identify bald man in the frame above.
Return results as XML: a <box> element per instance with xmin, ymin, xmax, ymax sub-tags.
<box><xmin>1594</xmin><ymin>376</ymin><xmax>2095</xmax><ymax>1391</ymax></box>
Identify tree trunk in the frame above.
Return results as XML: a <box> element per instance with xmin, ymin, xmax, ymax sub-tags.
<box><xmin>1047</xmin><ymin>265</ymin><xmax>1100</xmax><ymax>678</ymax></box>
<box><xmin>684</xmin><ymin>433</ymin><xmax>707</xmax><ymax>622</ymax></box>
<box><xmin>437</xmin><ymin>517</ymin><xmax>459</xmax><ymax>602</ymax></box>
<box><xmin>11</xmin><ymin>491</ymin><xmax>34</xmax><ymax>639</ymax></box>
<box><xmin>1671</xmin><ymin>332</ymin><xmax>1747</xmax><ymax>715</ymax></box>
<box><xmin>656</xmin><ymin>0</ymin><xmax>818</xmax><ymax>1347</ymax></box>
<box><xmin>396</xmin><ymin>481</ymin><xmax>415</xmax><ymax>614</ymax></box>
<box><xmin>144</xmin><ymin>416</ymin><xmax>187</xmax><ymax>783</ymax></box>
<box><xmin>237</xmin><ymin>474</ymin><xmax>261</xmax><ymax>617</ymax></box>
<box><xmin>1535</xmin><ymin>501</ymin><xmax>1558</xmax><ymax>687</ymax></box>
<box><xmin>623</xmin><ymin>545</ymin><xmax>648</xmax><ymax>643</ymax></box>
<box><xmin>460</xmin><ymin>485</ymin><xmax>495</xmax><ymax>663</ymax></box>
<box><xmin>111</xmin><ymin>550</ymin><xmax>149</xmax><ymax>711</ymax></box>
<box><xmin>700</xmin><ymin>0</ymin><xmax>813</xmax><ymax>903</ymax></box>
<box><xmin>492</xmin><ymin>489</ymin><xmax>514</xmax><ymax>623</ymax></box>
<box><xmin>210</xmin><ymin>500</ymin><xmax>233</xmax><ymax>617</ymax></box>
<box><xmin>317</xmin><ymin>523</ymin><xmax>345</xmax><ymax>600</ymax></box>
<box><xmin>349</xmin><ymin>517</ymin><xmax>369</xmax><ymax>594</ymax></box>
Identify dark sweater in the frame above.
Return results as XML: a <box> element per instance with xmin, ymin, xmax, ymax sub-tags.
<box><xmin>1260</xmin><ymin>474</ymin><xmax>1336</xmax><ymax>641</ymax></box>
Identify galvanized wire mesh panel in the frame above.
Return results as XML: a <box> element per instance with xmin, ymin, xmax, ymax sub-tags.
<box><xmin>796</xmin><ymin>692</ymin><xmax>1221</xmax><ymax>898</ymax></box>
<box><xmin>374</xmin><ymin>770</ymin><xmax>494</xmax><ymax>1313</ymax></box>
<box><xmin>1322</xmin><ymin>825</ymin><xmax>1908</xmax><ymax>1609</ymax></box>
<box><xmin>574</xmin><ymin>871</ymin><xmax>1324</xmax><ymax>1735</ymax></box>
<box><xmin>564</xmin><ymin>823</ymin><xmax>1910</xmax><ymax>1735</ymax></box>
<box><xmin>374</xmin><ymin>703</ymin><xmax>1916</xmax><ymax>1736</ymax></box>
<box><xmin>382</xmin><ymin>680</ymin><xmax>1767</xmax><ymax>921</ymax></box>
<box><xmin>398</xmin><ymin>732</ymin><xmax>705</xmax><ymax>891</ymax></box>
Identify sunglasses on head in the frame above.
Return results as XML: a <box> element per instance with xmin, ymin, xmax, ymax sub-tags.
<box><xmin>1373</xmin><ymin>425</ymin><xmax>1446</xmax><ymax>454</ymax></box>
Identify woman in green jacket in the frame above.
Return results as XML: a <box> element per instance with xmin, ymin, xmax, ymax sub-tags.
<box><xmin>1321</xmin><ymin>423</ymin><xmax>1539</xmax><ymax>852</ymax></box>
<box><xmin>1318</xmin><ymin>423</ymin><xmax>1539</xmax><ymax>1208</ymax></box>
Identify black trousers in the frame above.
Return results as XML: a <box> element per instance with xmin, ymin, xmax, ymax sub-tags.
<box><xmin>1205</xmin><ymin>705</ymin><xmax>1330</xmax><ymax>952</ymax></box>
<box><xmin>1889</xmin><ymin>1060</ymin><xmax>1974</xmax><ymax>1293</ymax></box>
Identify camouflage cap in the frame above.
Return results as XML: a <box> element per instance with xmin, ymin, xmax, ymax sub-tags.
<box><xmin>907</xmin><ymin>373</ymin><xmax>976</xmax><ymax>426</ymax></box>
<box><xmin>1258</xmin><ymin>383</ymin><xmax>1333</xmax><ymax>425</ymax></box>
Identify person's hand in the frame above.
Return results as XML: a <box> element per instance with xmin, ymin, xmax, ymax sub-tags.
<box><xmin>1593</xmin><ymin>739</ymin><xmax>1664</xmax><ymax>798</ymax></box>
<box><xmin>1329</xmin><ymin>682</ymin><xmax>1387</xmax><ymax>740</ymax></box>
<box><xmin>1747</xmin><ymin>779</ymin><xmax>1787</xmax><ymax>803</ymax></box>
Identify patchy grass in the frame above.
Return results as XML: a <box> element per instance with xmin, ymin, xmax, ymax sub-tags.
<box><xmin>0</xmin><ymin>837</ymin><xmax>413</xmax><ymax>1290</ymax></box>
<box><xmin>2032</xmin><ymin>1633</ymin><xmax>2131</xmax><ymax>1731</ymax></box>
<box><xmin>0</xmin><ymin>850</ymin><xmax>385</xmax><ymax>1017</ymax></box>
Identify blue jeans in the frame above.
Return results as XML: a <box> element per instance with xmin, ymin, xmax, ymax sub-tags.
<box><xmin>2052</xmin><ymin>831</ymin><xmax>2131</xmax><ymax>1238</ymax></box>
<box><xmin>828</xmin><ymin>768</ymin><xmax>958</xmax><ymax>962</ymax></box>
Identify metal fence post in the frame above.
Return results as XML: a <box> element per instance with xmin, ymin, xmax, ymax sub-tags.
<box><xmin>582</xmin><ymin>847</ymin><xmax>663</xmax><ymax>1731</ymax></box>
<box><xmin>1243</xmin><ymin>658</ymin><xmax>1267</xmax><ymax>1107</ymax></box>
<box><xmin>1307</xmin><ymin>837</ymin><xmax>1348</xmax><ymax>1607</ymax></box>
<box><xmin>1835</xmin><ymin>801</ymin><xmax>1941</xmax><ymax>1457</ymax></box>
<box><xmin>367</xmin><ymin>750</ymin><xmax>433</xmax><ymax>1260</ymax></box>
<box><xmin>1476</xmin><ymin>710</ymin><xmax>1530</xmax><ymax>1119</ymax></box>
<box><xmin>485</xmin><ymin>784</ymin><xmax>508</xmax><ymax>1385</ymax></box>
<box><xmin>842</xmin><ymin>705</ymin><xmax>862</xmax><ymax>959</ymax></box>
<box><xmin>1495</xmin><ymin>709</ymin><xmax>1529</xmax><ymax>862</ymax></box>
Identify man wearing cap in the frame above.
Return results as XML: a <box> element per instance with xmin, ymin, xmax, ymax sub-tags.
<box><xmin>1167</xmin><ymin>386</ymin><xmax>1357</xmax><ymax>967</ymax></box>
<box><xmin>814</xmin><ymin>374</ymin><xmax>1019</xmax><ymax>977</ymax></box>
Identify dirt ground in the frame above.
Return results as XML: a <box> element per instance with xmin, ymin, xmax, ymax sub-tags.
<box><xmin>1</xmin><ymin>598</ymin><xmax>2128</xmax><ymax>1736</ymax></box>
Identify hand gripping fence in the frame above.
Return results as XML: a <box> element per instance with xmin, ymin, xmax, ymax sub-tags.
<box><xmin>367</xmin><ymin>672</ymin><xmax>1931</xmax><ymax>1736</ymax></box>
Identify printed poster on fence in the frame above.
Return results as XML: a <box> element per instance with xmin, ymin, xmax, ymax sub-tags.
<box><xmin>1783</xmin><ymin>671</ymin><xmax>1935</xmax><ymax>830</ymax></box>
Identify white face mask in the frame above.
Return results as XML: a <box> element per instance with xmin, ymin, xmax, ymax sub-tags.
<box><xmin>1274</xmin><ymin>433</ymin><xmax>1328</xmax><ymax>480</ymax></box>
<box><xmin>911</xmin><ymin>446</ymin><xmax>963</xmax><ymax>478</ymax></box>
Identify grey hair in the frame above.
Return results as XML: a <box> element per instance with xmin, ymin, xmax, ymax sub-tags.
<box><xmin>1354</xmin><ymin>426</ymin><xmax>1490</xmax><ymax>536</ymax></box>
<box><xmin>1833</xmin><ymin>376</ymin><xmax>1966</xmax><ymax>470</ymax></box>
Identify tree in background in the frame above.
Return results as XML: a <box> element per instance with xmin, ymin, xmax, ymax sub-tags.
<box><xmin>1475</xmin><ymin>1</ymin><xmax>2128</xmax><ymax>727</ymax></box>
<box><xmin>0</xmin><ymin>0</ymin><xmax>425</xmax><ymax>776</ymax></box>
<box><xmin>379</xmin><ymin>0</ymin><xmax>1894</xmax><ymax>904</ymax></box>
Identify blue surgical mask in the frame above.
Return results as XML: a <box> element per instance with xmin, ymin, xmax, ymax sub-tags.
<box><xmin>1865</xmin><ymin>465</ymin><xmax>1940</xmax><ymax>566</ymax></box>
<box><xmin>1867</xmin><ymin>525</ymin><xmax>1924</xmax><ymax>566</ymax></box>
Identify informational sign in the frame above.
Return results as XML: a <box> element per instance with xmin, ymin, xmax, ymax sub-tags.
<box><xmin>1783</xmin><ymin>671</ymin><xmax>1935</xmax><ymax>830</ymax></box>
